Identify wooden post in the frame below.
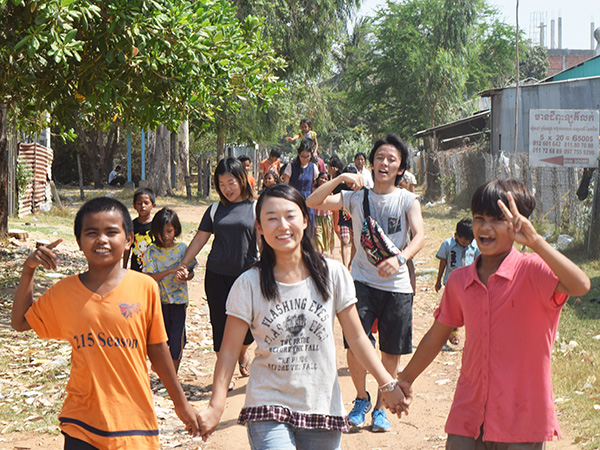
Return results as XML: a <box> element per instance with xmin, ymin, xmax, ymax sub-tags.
<box><xmin>77</xmin><ymin>153</ymin><xmax>85</xmax><ymax>201</ymax></box>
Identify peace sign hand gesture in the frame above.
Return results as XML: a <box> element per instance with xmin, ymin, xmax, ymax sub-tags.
<box><xmin>497</xmin><ymin>192</ymin><xmax>541</xmax><ymax>250</ymax></box>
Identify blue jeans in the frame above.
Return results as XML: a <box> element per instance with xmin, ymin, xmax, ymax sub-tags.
<box><xmin>246</xmin><ymin>420</ymin><xmax>342</xmax><ymax>450</ymax></box>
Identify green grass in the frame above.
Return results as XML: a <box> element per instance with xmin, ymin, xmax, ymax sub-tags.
<box><xmin>551</xmin><ymin>250</ymin><xmax>600</xmax><ymax>448</ymax></box>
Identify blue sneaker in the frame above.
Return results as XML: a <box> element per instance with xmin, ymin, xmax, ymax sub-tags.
<box><xmin>348</xmin><ymin>392</ymin><xmax>372</xmax><ymax>427</ymax></box>
<box><xmin>371</xmin><ymin>409</ymin><xmax>391</xmax><ymax>432</ymax></box>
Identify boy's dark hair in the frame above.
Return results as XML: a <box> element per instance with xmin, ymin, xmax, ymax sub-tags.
<box><xmin>238</xmin><ymin>154</ymin><xmax>251</xmax><ymax>164</ymax></box>
<box><xmin>255</xmin><ymin>184</ymin><xmax>329</xmax><ymax>303</ymax></box>
<box><xmin>342</xmin><ymin>164</ymin><xmax>358</xmax><ymax>174</ymax></box>
<box><xmin>354</xmin><ymin>152</ymin><xmax>367</xmax><ymax>161</ymax></box>
<box><xmin>328</xmin><ymin>155</ymin><xmax>345</xmax><ymax>177</ymax></box>
<box><xmin>133</xmin><ymin>187</ymin><xmax>156</xmax><ymax>205</ymax></box>
<box><xmin>214</xmin><ymin>157</ymin><xmax>254</xmax><ymax>204</ymax></box>
<box><xmin>456</xmin><ymin>218</ymin><xmax>474</xmax><ymax>240</ymax></box>
<box><xmin>300</xmin><ymin>118</ymin><xmax>312</xmax><ymax>129</ymax></box>
<box><xmin>151</xmin><ymin>208</ymin><xmax>182</xmax><ymax>247</ymax></box>
<box><xmin>269</xmin><ymin>149</ymin><xmax>281</xmax><ymax>159</ymax></box>
<box><xmin>471</xmin><ymin>179</ymin><xmax>536</xmax><ymax>219</ymax></box>
<box><xmin>74</xmin><ymin>197</ymin><xmax>133</xmax><ymax>241</ymax></box>
<box><xmin>368</xmin><ymin>134</ymin><xmax>409</xmax><ymax>186</ymax></box>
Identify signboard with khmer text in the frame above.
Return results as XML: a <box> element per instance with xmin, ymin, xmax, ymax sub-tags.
<box><xmin>529</xmin><ymin>109</ymin><xmax>599</xmax><ymax>168</ymax></box>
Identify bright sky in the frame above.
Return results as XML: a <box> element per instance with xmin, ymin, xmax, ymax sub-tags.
<box><xmin>358</xmin><ymin>0</ymin><xmax>598</xmax><ymax>50</ymax></box>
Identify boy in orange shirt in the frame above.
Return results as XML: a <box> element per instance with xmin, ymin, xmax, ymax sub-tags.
<box><xmin>12</xmin><ymin>197</ymin><xmax>199</xmax><ymax>449</ymax></box>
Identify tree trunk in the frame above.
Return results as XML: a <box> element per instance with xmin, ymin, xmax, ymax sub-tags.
<box><xmin>177</xmin><ymin>121</ymin><xmax>192</xmax><ymax>199</ymax></box>
<box><xmin>216</xmin><ymin>109</ymin><xmax>228</xmax><ymax>162</ymax></box>
<box><xmin>76</xmin><ymin>123</ymin><xmax>120</xmax><ymax>188</ymax></box>
<box><xmin>0</xmin><ymin>103</ymin><xmax>8</xmax><ymax>238</ymax></box>
<box><xmin>147</xmin><ymin>125</ymin><xmax>172</xmax><ymax>196</ymax></box>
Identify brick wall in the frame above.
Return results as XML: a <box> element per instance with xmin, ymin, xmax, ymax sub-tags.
<box><xmin>547</xmin><ymin>49</ymin><xmax>595</xmax><ymax>76</ymax></box>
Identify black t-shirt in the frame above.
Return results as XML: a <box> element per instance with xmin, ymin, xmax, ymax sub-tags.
<box><xmin>198</xmin><ymin>199</ymin><xmax>258</xmax><ymax>277</ymax></box>
<box><xmin>130</xmin><ymin>219</ymin><xmax>153</xmax><ymax>272</ymax></box>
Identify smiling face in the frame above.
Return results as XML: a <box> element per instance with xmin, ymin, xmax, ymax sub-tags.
<box><xmin>471</xmin><ymin>214</ymin><xmax>514</xmax><ymax>257</ymax></box>
<box><xmin>218</xmin><ymin>172</ymin><xmax>243</xmax><ymax>203</ymax></box>
<box><xmin>264</xmin><ymin>173</ymin><xmax>276</xmax><ymax>187</ymax></box>
<box><xmin>256</xmin><ymin>196</ymin><xmax>307</xmax><ymax>255</ymax></box>
<box><xmin>372</xmin><ymin>144</ymin><xmax>403</xmax><ymax>185</ymax></box>
<box><xmin>77</xmin><ymin>210</ymin><xmax>132</xmax><ymax>269</ymax></box>
<box><xmin>300</xmin><ymin>122</ymin><xmax>311</xmax><ymax>134</ymax></box>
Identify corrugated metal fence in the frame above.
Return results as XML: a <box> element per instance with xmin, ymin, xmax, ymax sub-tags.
<box><xmin>17</xmin><ymin>142</ymin><xmax>54</xmax><ymax>216</ymax></box>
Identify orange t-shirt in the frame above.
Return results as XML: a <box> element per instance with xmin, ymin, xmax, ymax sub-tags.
<box><xmin>248</xmin><ymin>174</ymin><xmax>257</xmax><ymax>189</ymax></box>
<box><xmin>259</xmin><ymin>158</ymin><xmax>281</xmax><ymax>176</ymax></box>
<box><xmin>25</xmin><ymin>270</ymin><xmax>167</xmax><ymax>450</ymax></box>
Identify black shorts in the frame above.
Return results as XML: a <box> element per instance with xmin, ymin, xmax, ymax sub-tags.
<box><xmin>161</xmin><ymin>303</ymin><xmax>187</xmax><ymax>360</ymax></box>
<box><xmin>205</xmin><ymin>270</ymin><xmax>254</xmax><ymax>352</ymax></box>
<box><xmin>62</xmin><ymin>432</ymin><xmax>99</xmax><ymax>450</ymax></box>
<box><xmin>343</xmin><ymin>281</ymin><xmax>413</xmax><ymax>355</ymax></box>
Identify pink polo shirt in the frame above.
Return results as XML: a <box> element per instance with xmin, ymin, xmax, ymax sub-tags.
<box><xmin>434</xmin><ymin>246</ymin><xmax>568</xmax><ymax>443</ymax></box>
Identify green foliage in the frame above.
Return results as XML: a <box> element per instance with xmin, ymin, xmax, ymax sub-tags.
<box><xmin>0</xmin><ymin>0</ymin><xmax>285</xmax><ymax>134</ymax></box>
<box><xmin>520</xmin><ymin>45</ymin><xmax>549</xmax><ymax>80</ymax></box>
<box><xmin>16</xmin><ymin>158</ymin><xmax>33</xmax><ymax>201</ymax></box>
<box><xmin>337</xmin><ymin>132</ymin><xmax>372</xmax><ymax>165</ymax></box>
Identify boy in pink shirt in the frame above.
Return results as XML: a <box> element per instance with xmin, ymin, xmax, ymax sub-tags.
<box><xmin>397</xmin><ymin>179</ymin><xmax>590</xmax><ymax>448</ymax></box>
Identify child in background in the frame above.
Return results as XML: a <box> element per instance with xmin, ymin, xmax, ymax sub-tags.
<box><xmin>286</xmin><ymin>118</ymin><xmax>325</xmax><ymax>172</ymax></box>
<box><xmin>434</xmin><ymin>218</ymin><xmax>480</xmax><ymax>346</ymax></box>
<box><xmin>196</xmin><ymin>185</ymin><xmax>406</xmax><ymax>448</ymax></box>
<box><xmin>333</xmin><ymin>165</ymin><xmax>358</xmax><ymax>269</ymax></box>
<box><xmin>123</xmin><ymin>187</ymin><xmax>155</xmax><ymax>272</ymax></box>
<box><xmin>258</xmin><ymin>149</ymin><xmax>281</xmax><ymax>187</ymax></box>
<box><xmin>313</xmin><ymin>171</ymin><xmax>335</xmax><ymax>255</ymax></box>
<box><xmin>238</xmin><ymin>155</ymin><xmax>257</xmax><ymax>190</ymax></box>
<box><xmin>398</xmin><ymin>179</ymin><xmax>590</xmax><ymax>448</ymax></box>
<box><xmin>259</xmin><ymin>170</ymin><xmax>280</xmax><ymax>195</ymax></box>
<box><xmin>11</xmin><ymin>197</ymin><xmax>199</xmax><ymax>449</ymax></box>
<box><xmin>143</xmin><ymin>208</ymin><xmax>196</xmax><ymax>373</ymax></box>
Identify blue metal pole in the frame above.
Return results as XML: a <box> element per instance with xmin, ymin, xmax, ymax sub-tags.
<box><xmin>127</xmin><ymin>132</ymin><xmax>132</xmax><ymax>183</ymax></box>
<box><xmin>141</xmin><ymin>129</ymin><xmax>146</xmax><ymax>181</ymax></box>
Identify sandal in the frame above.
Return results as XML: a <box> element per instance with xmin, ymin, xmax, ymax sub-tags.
<box><xmin>448</xmin><ymin>329</ymin><xmax>460</xmax><ymax>346</ymax></box>
<box><xmin>228</xmin><ymin>379</ymin><xmax>236</xmax><ymax>392</ymax></box>
<box><xmin>238</xmin><ymin>360</ymin><xmax>251</xmax><ymax>377</ymax></box>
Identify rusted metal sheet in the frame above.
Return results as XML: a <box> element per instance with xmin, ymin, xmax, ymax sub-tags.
<box><xmin>17</xmin><ymin>142</ymin><xmax>54</xmax><ymax>217</ymax></box>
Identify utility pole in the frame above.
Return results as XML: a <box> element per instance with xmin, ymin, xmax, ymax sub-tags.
<box><xmin>514</xmin><ymin>0</ymin><xmax>520</xmax><ymax>155</ymax></box>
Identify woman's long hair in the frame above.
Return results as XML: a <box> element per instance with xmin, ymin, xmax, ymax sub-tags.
<box><xmin>255</xmin><ymin>184</ymin><xmax>330</xmax><ymax>302</ymax></box>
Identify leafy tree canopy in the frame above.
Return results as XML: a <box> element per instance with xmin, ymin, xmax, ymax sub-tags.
<box><xmin>0</xmin><ymin>0</ymin><xmax>285</xmax><ymax>134</ymax></box>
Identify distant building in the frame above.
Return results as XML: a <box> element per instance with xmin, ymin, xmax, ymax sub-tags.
<box><xmin>547</xmin><ymin>49</ymin><xmax>596</xmax><ymax>77</ymax></box>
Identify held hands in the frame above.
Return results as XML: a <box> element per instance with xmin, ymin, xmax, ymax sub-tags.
<box><xmin>24</xmin><ymin>239</ymin><xmax>63</xmax><ymax>271</ymax></box>
<box><xmin>380</xmin><ymin>380</ymin><xmax>412</xmax><ymax>418</ymax></box>
<box><xmin>174</xmin><ymin>402</ymin><xmax>201</xmax><ymax>437</ymax></box>
<box><xmin>497</xmin><ymin>192</ymin><xmax>540</xmax><ymax>249</ymax></box>
<box><xmin>175</xmin><ymin>265</ymin><xmax>189</xmax><ymax>282</ymax></box>
<box><xmin>196</xmin><ymin>406</ymin><xmax>222</xmax><ymax>442</ymax></box>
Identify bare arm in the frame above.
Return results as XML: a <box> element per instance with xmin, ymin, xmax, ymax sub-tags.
<box><xmin>286</xmin><ymin>133</ymin><xmax>300</xmax><ymax>142</ymax></box>
<box><xmin>498</xmin><ymin>193</ymin><xmax>590</xmax><ymax>297</ymax></box>
<box><xmin>147</xmin><ymin>343</ymin><xmax>199</xmax><ymax>435</ymax></box>
<box><xmin>306</xmin><ymin>173</ymin><xmax>362</xmax><ymax>211</ymax></box>
<box><xmin>397</xmin><ymin>320</ymin><xmax>455</xmax><ymax>404</ymax></box>
<box><xmin>12</xmin><ymin>239</ymin><xmax>62</xmax><ymax>331</ymax></box>
<box><xmin>197</xmin><ymin>316</ymin><xmax>248</xmax><ymax>441</ymax></box>
<box><xmin>146</xmin><ymin>267</ymin><xmax>178</xmax><ymax>282</ymax></box>
<box><xmin>435</xmin><ymin>259</ymin><xmax>447</xmax><ymax>293</ymax></box>
<box><xmin>337</xmin><ymin>305</ymin><xmax>407</xmax><ymax>415</ymax></box>
<box><xmin>176</xmin><ymin>229</ymin><xmax>211</xmax><ymax>281</ymax></box>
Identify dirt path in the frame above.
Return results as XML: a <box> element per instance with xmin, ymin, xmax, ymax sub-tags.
<box><xmin>1</xmin><ymin>202</ymin><xmax>580</xmax><ymax>450</ymax></box>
